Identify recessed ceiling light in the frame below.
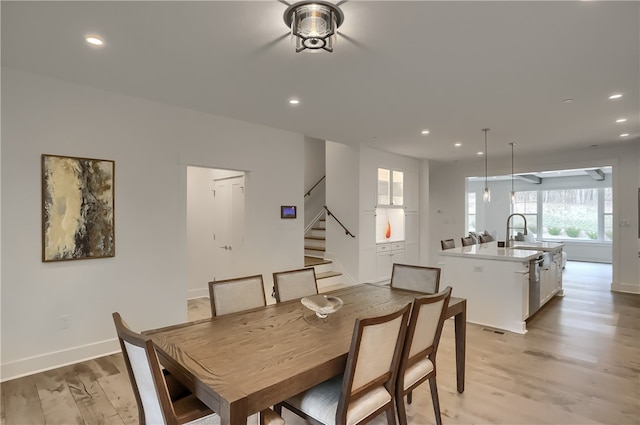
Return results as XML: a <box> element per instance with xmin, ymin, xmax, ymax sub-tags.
<box><xmin>421</xmin><ymin>130</ymin><xmax>430</xmax><ymax>135</ymax></box>
<box><xmin>563</xmin><ymin>98</ymin><xmax>573</xmax><ymax>103</ymax></box>
<box><xmin>620</xmin><ymin>133</ymin><xmax>630</xmax><ymax>137</ymax></box>
<box><xmin>85</xmin><ymin>36</ymin><xmax>104</xmax><ymax>46</ymax></box>
<box><xmin>608</xmin><ymin>93</ymin><xmax>623</xmax><ymax>100</ymax></box>
<box><xmin>454</xmin><ymin>142</ymin><xmax>462</xmax><ymax>147</ymax></box>
<box><xmin>477</xmin><ymin>151</ymin><xmax>484</xmax><ymax>156</ymax></box>
<box><xmin>289</xmin><ymin>99</ymin><xmax>300</xmax><ymax>105</ymax></box>
<box><xmin>616</xmin><ymin>118</ymin><xmax>627</xmax><ymax>123</ymax></box>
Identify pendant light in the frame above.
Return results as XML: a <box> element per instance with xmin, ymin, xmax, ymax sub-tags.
<box><xmin>509</xmin><ymin>142</ymin><xmax>516</xmax><ymax>203</ymax></box>
<box><xmin>482</xmin><ymin>128</ymin><xmax>491</xmax><ymax>202</ymax></box>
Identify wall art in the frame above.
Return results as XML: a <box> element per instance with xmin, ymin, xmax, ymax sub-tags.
<box><xmin>42</xmin><ymin>154</ymin><xmax>115</xmax><ymax>262</ymax></box>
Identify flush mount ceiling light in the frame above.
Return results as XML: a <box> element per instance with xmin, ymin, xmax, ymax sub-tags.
<box><xmin>283</xmin><ymin>1</ymin><xmax>344</xmax><ymax>52</ymax></box>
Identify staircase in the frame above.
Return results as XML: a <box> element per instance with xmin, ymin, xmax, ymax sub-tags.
<box><xmin>304</xmin><ymin>217</ymin><xmax>345</xmax><ymax>290</ymax></box>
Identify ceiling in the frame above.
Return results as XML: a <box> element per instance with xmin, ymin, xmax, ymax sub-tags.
<box><xmin>2</xmin><ymin>1</ymin><xmax>639</xmax><ymax>163</ymax></box>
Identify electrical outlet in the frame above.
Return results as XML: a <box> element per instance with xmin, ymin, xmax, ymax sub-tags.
<box><xmin>619</xmin><ymin>220</ymin><xmax>631</xmax><ymax>227</ymax></box>
<box><xmin>59</xmin><ymin>314</ymin><xmax>71</xmax><ymax>329</ymax></box>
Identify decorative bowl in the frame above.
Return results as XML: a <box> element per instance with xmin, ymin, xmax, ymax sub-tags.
<box><xmin>301</xmin><ymin>294</ymin><xmax>344</xmax><ymax>319</ymax></box>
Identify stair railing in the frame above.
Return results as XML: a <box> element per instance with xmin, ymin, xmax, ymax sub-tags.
<box><xmin>324</xmin><ymin>206</ymin><xmax>356</xmax><ymax>238</ymax></box>
<box><xmin>304</xmin><ymin>175</ymin><xmax>326</xmax><ymax>198</ymax></box>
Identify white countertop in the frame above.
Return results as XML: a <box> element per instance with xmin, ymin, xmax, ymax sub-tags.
<box><xmin>438</xmin><ymin>241</ymin><xmax>543</xmax><ymax>262</ymax></box>
<box><xmin>511</xmin><ymin>241</ymin><xmax>564</xmax><ymax>252</ymax></box>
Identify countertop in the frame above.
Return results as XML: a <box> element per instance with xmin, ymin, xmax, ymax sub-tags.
<box><xmin>511</xmin><ymin>241</ymin><xmax>564</xmax><ymax>252</ymax></box>
<box><xmin>438</xmin><ymin>241</ymin><xmax>543</xmax><ymax>262</ymax></box>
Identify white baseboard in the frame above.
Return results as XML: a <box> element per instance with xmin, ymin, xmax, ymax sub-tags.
<box><xmin>611</xmin><ymin>281</ymin><xmax>640</xmax><ymax>294</ymax></box>
<box><xmin>188</xmin><ymin>287</ymin><xmax>209</xmax><ymax>299</ymax></box>
<box><xmin>1</xmin><ymin>338</ymin><xmax>120</xmax><ymax>382</ymax></box>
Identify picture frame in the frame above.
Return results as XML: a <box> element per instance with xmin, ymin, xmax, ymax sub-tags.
<box><xmin>42</xmin><ymin>154</ymin><xmax>115</xmax><ymax>262</ymax></box>
<box><xmin>281</xmin><ymin>205</ymin><xmax>297</xmax><ymax>219</ymax></box>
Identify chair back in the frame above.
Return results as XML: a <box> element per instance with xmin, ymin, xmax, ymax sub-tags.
<box><xmin>112</xmin><ymin>312</ymin><xmax>175</xmax><ymax>425</ymax></box>
<box><xmin>479</xmin><ymin>234</ymin><xmax>494</xmax><ymax>243</ymax></box>
<box><xmin>336</xmin><ymin>304</ymin><xmax>411</xmax><ymax>424</ymax></box>
<box><xmin>209</xmin><ymin>274</ymin><xmax>266</xmax><ymax>316</ymax></box>
<box><xmin>399</xmin><ymin>287</ymin><xmax>452</xmax><ymax>388</ymax></box>
<box><xmin>390</xmin><ymin>263</ymin><xmax>440</xmax><ymax>294</ymax></box>
<box><xmin>440</xmin><ymin>239</ymin><xmax>455</xmax><ymax>250</ymax></box>
<box><xmin>461</xmin><ymin>236</ymin><xmax>475</xmax><ymax>246</ymax></box>
<box><xmin>272</xmin><ymin>268</ymin><xmax>318</xmax><ymax>303</ymax></box>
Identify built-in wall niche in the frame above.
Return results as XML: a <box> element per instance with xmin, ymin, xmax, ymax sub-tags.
<box><xmin>375</xmin><ymin>208</ymin><xmax>405</xmax><ymax>243</ymax></box>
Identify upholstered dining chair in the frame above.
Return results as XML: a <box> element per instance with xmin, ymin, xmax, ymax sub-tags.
<box><xmin>460</xmin><ymin>236</ymin><xmax>475</xmax><ymax>246</ymax></box>
<box><xmin>112</xmin><ymin>312</ymin><xmax>284</xmax><ymax>425</ymax></box>
<box><xmin>440</xmin><ymin>239</ymin><xmax>455</xmax><ymax>250</ymax></box>
<box><xmin>275</xmin><ymin>304</ymin><xmax>411</xmax><ymax>425</ymax></box>
<box><xmin>208</xmin><ymin>274</ymin><xmax>266</xmax><ymax>316</ymax></box>
<box><xmin>390</xmin><ymin>263</ymin><xmax>440</xmax><ymax>294</ymax></box>
<box><xmin>479</xmin><ymin>233</ymin><xmax>494</xmax><ymax>243</ymax></box>
<box><xmin>395</xmin><ymin>287</ymin><xmax>452</xmax><ymax>425</ymax></box>
<box><xmin>272</xmin><ymin>267</ymin><xmax>319</xmax><ymax>303</ymax></box>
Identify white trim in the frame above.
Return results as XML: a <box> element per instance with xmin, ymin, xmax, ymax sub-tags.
<box><xmin>611</xmin><ymin>281</ymin><xmax>640</xmax><ymax>294</ymax></box>
<box><xmin>1</xmin><ymin>338</ymin><xmax>120</xmax><ymax>382</ymax></box>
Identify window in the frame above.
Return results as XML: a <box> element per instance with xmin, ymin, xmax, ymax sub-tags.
<box><xmin>377</xmin><ymin>168</ymin><xmax>403</xmax><ymax>206</ymax></box>
<box><xmin>513</xmin><ymin>191</ymin><xmax>538</xmax><ymax>238</ymax></box>
<box><xmin>604</xmin><ymin>187</ymin><xmax>613</xmax><ymax>241</ymax></box>
<box><xmin>467</xmin><ymin>192</ymin><xmax>476</xmax><ymax>232</ymax></box>
<box><xmin>542</xmin><ymin>189</ymin><xmax>598</xmax><ymax>240</ymax></box>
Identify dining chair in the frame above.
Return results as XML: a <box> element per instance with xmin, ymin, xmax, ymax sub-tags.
<box><xmin>208</xmin><ymin>274</ymin><xmax>266</xmax><ymax>316</ymax></box>
<box><xmin>395</xmin><ymin>287</ymin><xmax>452</xmax><ymax>425</ymax></box>
<box><xmin>275</xmin><ymin>304</ymin><xmax>411</xmax><ymax>425</ymax></box>
<box><xmin>440</xmin><ymin>239</ymin><xmax>455</xmax><ymax>250</ymax></box>
<box><xmin>479</xmin><ymin>234</ymin><xmax>494</xmax><ymax>243</ymax></box>
<box><xmin>460</xmin><ymin>236</ymin><xmax>475</xmax><ymax>246</ymax></box>
<box><xmin>112</xmin><ymin>312</ymin><xmax>284</xmax><ymax>425</ymax></box>
<box><xmin>390</xmin><ymin>263</ymin><xmax>440</xmax><ymax>294</ymax></box>
<box><xmin>272</xmin><ymin>267</ymin><xmax>319</xmax><ymax>303</ymax></box>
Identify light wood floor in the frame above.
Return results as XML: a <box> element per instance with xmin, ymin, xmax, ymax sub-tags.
<box><xmin>2</xmin><ymin>262</ymin><xmax>638</xmax><ymax>425</ymax></box>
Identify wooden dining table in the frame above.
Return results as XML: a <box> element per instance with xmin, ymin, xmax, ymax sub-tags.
<box><xmin>145</xmin><ymin>284</ymin><xmax>466</xmax><ymax>425</ymax></box>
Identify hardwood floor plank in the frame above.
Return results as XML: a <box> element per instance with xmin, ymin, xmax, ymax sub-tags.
<box><xmin>97</xmin><ymin>373</ymin><xmax>138</xmax><ymax>425</ymax></box>
<box><xmin>2</xmin><ymin>376</ymin><xmax>45</xmax><ymax>425</ymax></box>
<box><xmin>33</xmin><ymin>370</ymin><xmax>84</xmax><ymax>425</ymax></box>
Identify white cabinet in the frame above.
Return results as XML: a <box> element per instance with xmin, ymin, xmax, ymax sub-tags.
<box><xmin>376</xmin><ymin>242</ymin><xmax>405</xmax><ymax>282</ymax></box>
<box><xmin>540</xmin><ymin>251</ymin><xmax>563</xmax><ymax>306</ymax></box>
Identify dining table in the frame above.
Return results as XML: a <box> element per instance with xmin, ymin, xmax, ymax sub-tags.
<box><xmin>145</xmin><ymin>284</ymin><xmax>466</xmax><ymax>425</ymax></box>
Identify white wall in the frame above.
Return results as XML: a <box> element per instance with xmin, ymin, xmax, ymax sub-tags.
<box><xmin>303</xmin><ymin>137</ymin><xmax>326</xmax><ymax>229</ymax></box>
<box><xmin>1</xmin><ymin>68</ymin><xmax>304</xmax><ymax>380</ymax></box>
<box><xmin>429</xmin><ymin>140</ymin><xmax>640</xmax><ymax>293</ymax></box>
<box><xmin>325</xmin><ymin>141</ymin><xmax>360</xmax><ymax>283</ymax></box>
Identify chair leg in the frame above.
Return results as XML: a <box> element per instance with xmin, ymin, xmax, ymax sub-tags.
<box><xmin>385</xmin><ymin>404</ymin><xmax>397</xmax><ymax>425</ymax></box>
<box><xmin>429</xmin><ymin>377</ymin><xmax>443</xmax><ymax>425</ymax></box>
<box><xmin>407</xmin><ymin>390</ymin><xmax>413</xmax><ymax>405</ymax></box>
<box><xmin>396</xmin><ymin>392</ymin><xmax>408</xmax><ymax>425</ymax></box>
<box><xmin>273</xmin><ymin>403</ymin><xmax>283</xmax><ymax>416</ymax></box>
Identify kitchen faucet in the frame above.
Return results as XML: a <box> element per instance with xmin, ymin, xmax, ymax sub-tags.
<box><xmin>505</xmin><ymin>213</ymin><xmax>527</xmax><ymax>248</ymax></box>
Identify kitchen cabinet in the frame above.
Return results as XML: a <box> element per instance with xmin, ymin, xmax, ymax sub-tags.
<box><xmin>376</xmin><ymin>242</ymin><xmax>405</xmax><ymax>282</ymax></box>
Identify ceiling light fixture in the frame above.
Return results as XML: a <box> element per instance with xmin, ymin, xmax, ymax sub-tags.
<box><xmin>289</xmin><ymin>99</ymin><xmax>300</xmax><ymax>105</ymax></box>
<box><xmin>509</xmin><ymin>142</ymin><xmax>516</xmax><ymax>204</ymax></box>
<box><xmin>616</xmin><ymin>118</ymin><xmax>627</xmax><ymax>123</ymax></box>
<box><xmin>454</xmin><ymin>142</ymin><xmax>462</xmax><ymax>147</ymax></box>
<box><xmin>283</xmin><ymin>1</ymin><xmax>344</xmax><ymax>53</ymax></box>
<box><xmin>482</xmin><ymin>128</ymin><xmax>491</xmax><ymax>203</ymax></box>
<box><xmin>608</xmin><ymin>93</ymin><xmax>623</xmax><ymax>100</ymax></box>
<box><xmin>620</xmin><ymin>133</ymin><xmax>630</xmax><ymax>137</ymax></box>
<box><xmin>421</xmin><ymin>129</ymin><xmax>430</xmax><ymax>135</ymax></box>
<box><xmin>85</xmin><ymin>36</ymin><xmax>104</xmax><ymax>46</ymax></box>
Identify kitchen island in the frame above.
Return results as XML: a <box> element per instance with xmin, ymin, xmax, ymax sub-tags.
<box><xmin>438</xmin><ymin>241</ymin><xmax>563</xmax><ymax>334</ymax></box>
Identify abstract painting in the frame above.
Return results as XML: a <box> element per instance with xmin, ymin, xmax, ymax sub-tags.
<box><xmin>42</xmin><ymin>154</ymin><xmax>115</xmax><ymax>262</ymax></box>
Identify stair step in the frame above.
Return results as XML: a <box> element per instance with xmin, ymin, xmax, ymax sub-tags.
<box><xmin>311</xmin><ymin>227</ymin><xmax>325</xmax><ymax>231</ymax></box>
<box><xmin>304</xmin><ymin>246</ymin><xmax>325</xmax><ymax>252</ymax></box>
<box><xmin>305</xmin><ymin>256</ymin><xmax>332</xmax><ymax>267</ymax></box>
<box><xmin>316</xmin><ymin>271</ymin><xmax>342</xmax><ymax>280</ymax></box>
<box><xmin>305</xmin><ymin>236</ymin><xmax>326</xmax><ymax>241</ymax></box>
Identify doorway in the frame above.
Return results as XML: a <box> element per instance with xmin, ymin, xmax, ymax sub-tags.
<box><xmin>186</xmin><ymin>166</ymin><xmax>246</xmax><ymax>299</ymax></box>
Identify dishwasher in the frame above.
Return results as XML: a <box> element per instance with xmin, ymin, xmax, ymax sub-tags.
<box><xmin>528</xmin><ymin>255</ymin><xmax>544</xmax><ymax>316</ymax></box>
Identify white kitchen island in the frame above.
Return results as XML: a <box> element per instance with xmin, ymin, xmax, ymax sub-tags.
<box><xmin>438</xmin><ymin>241</ymin><xmax>563</xmax><ymax>334</ymax></box>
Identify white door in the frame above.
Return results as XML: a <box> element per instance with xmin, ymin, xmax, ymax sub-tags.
<box><xmin>211</xmin><ymin>176</ymin><xmax>245</xmax><ymax>281</ymax></box>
